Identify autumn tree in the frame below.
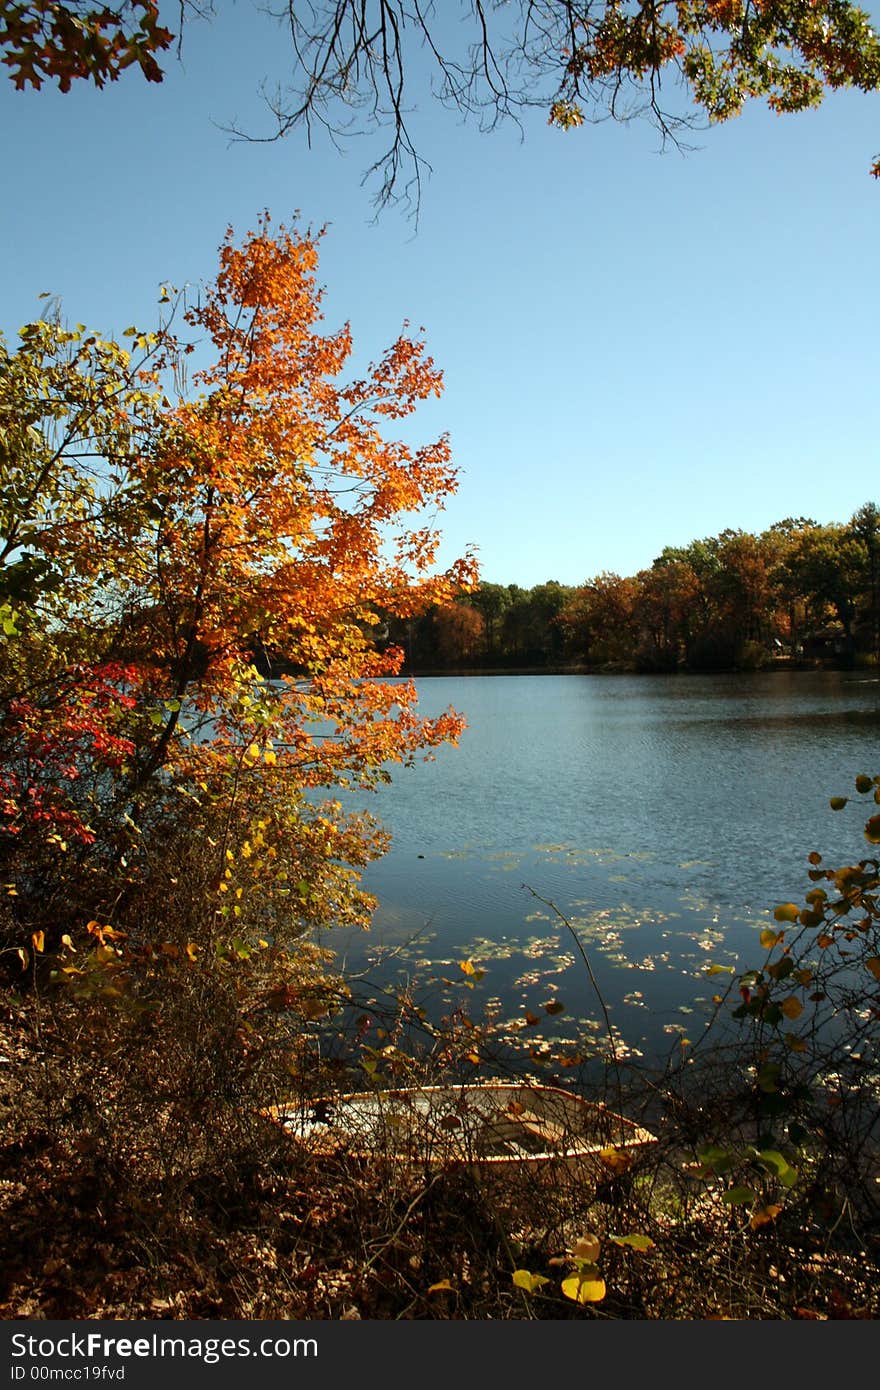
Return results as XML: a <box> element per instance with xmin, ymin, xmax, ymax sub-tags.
<box><xmin>0</xmin><ymin>218</ymin><xmax>484</xmax><ymax>1256</ymax></box>
<box><xmin>0</xmin><ymin>2</ymin><xmax>173</xmax><ymax>90</ymax></box>
<box><xmin>633</xmin><ymin>557</ymin><xmax>700</xmax><ymax>669</ymax></box>
<box><xmin>5</xmin><ymin>3</ymin><xmax>880</xmax><ymax>209</ymax></box>
<box><xmin>558</xmin><ymin>571</ymin><xmax>641</xmax><ymax>666</ymax></box>
<box><xmin>781</xmin><ymin>522</ymin><xmax>866</xmax><ymax>656</ymax></box>
<box><xmin>850</xmin><ymin>501</ymin><xmax>880</xmax><ymax>660</ymax></box>
<box><xmin>468</xmin><ymin>580</ymin><xmax>512</xmax><ymax>659</ymax></box>
<box><xmin>248</xmin><ymin>0</ymin><xmax>880</xmax><ymax>207</ymax></box>
<box><xmin>0</xmin><ymin>214</ymin><xmax>477</xmax><ymax>1011</ymax></box>
<box><xmin>431</xmin><ymin>601</ymin><xmax>487</xmax><ymax>666</ymax></box>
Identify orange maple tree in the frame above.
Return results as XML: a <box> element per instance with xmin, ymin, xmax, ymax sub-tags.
<box><xmin>0</xmin><ymin>217</ymin><xmax>477</xmax><ymax>979</ymax></box>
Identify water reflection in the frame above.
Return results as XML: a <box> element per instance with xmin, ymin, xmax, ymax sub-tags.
<box><xmin>320</xmin><ymin>672</ymin><xmax>879</xmax><ymax>1067</ymax></box>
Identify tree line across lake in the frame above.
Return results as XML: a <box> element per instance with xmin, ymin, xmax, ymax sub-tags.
<box><xmin>380</xmin><ymin>504</ymin><xmax>880</xmax><ymax>674</ymax></box>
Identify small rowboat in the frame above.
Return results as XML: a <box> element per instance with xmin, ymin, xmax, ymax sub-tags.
<box><xmin>266</xmin><ymin>1081</ymin><xmax>655</xmax><ymax>1171</ymax></box>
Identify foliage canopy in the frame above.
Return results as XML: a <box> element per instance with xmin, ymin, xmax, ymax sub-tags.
<box><xmin>3</xmin><ymin>2</ymin><xmax>880</xmax><ymax>207</ymax></box>
<box><xmin>0</xmin><ymin>216</ymin><xmax>476</xmax><ymax>964</ymax></box>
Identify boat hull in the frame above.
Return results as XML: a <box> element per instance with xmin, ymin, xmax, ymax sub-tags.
<box><xmin>267</xmin><ymin>1081</ymin><xmax>655</xmax><ymax>1172</ymax></box>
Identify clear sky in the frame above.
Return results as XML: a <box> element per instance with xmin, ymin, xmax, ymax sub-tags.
<box><xmin>2</xmin><ymin>3</ymin><xmax>878</xmax><ymax>588</ymax></box>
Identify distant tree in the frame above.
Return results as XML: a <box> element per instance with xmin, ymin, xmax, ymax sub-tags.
<box><xmin>632</xmin><ymin>562</ymin><xmax>695</xmax><ymax>670</ymax></box>
<box><xmin>559</xmin><ymin>572</ymin><xmax>640</xmax><ymax>666</ymax></box>
<box><xmin>469</xmin><ymin>581</ymin><xmax>511</xmax><ymax>658</ymax></box>
<box><xmin>500</xmin><ymin>580</ymin><xmax>571</xmax><ymax>665</ymax></box>
<box><xmin>431</xmin><ymin>601</ymin><xmax>487</xmax><ymax>666</ymax></box>
<box><xmin>784</xmin><ymin>523</ymin><xmax>867</xmax><ymax>655</ymax></box>
<box><xmin>850</xmin><ymin>502</ymin><xmax>880</xmax><ymax>661</ymax></box>
<box><xmin>714</xmin><ymin>530</ymin><xmax>776</xmax><ymax>656</ymax></box>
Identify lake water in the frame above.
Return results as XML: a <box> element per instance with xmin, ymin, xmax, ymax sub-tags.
<box><xmin>320</xmin><ymin>672</ymin><xmax>880</xmax><ymax>1071</ymax></box>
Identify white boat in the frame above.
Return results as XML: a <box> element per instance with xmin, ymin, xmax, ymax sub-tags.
<box><xmin>266</xmin><ymin>1081</ymin><xmax>655</xmax><ymax>1170</ymax></box>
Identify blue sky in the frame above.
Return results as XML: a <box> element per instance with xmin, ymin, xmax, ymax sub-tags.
<box><xmin>2</xmin><ymin>3</ymin><xmax>878</xmax><ymax>588</ymax></box>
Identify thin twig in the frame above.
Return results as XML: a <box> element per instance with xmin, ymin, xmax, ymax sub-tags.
<box><xmin>522</xmin><ymin>883</ymin><xmax>623</xmax><ymax>1110</ymax></box>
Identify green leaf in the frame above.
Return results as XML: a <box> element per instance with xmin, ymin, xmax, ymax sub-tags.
<box><xmin>757</xmin><ymin>1063</ymin><xmax>782</xmax><ymax>1093</ymax></box>
<box><xmin>722</xmin><ymin>1186</ymin><xmax>756</xmax><ymax>1206</ymax></box>
<box><xmin>706</xmin><ymin>963</ymin><xmax>735</xmax><ymax>976</ymax></box>
<box><xmin>610</xmin><ymin>1233</ymin><xmax>655</xmax><ymax>1251</ymax></box>
<box><xmin>757</xmin><ymin>1149</ymin><xmax>798</xmax><ymax>1187</ymax></box>
<box><xmin>696</xmin><ymin>1145</ymin><xmax>737</xmax><ymax>1175</ymax></box>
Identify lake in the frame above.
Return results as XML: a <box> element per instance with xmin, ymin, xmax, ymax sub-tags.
<box><xmin>319</xmin><ymin>671</ymin><xmax>880</xmax><ymax>1072</ymax></box>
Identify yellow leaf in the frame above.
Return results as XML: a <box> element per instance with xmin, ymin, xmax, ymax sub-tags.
<box><xmin>750</xmin><ymin>1204</ymin><xmax>782</xmax><ymax>1231</ymax></box>
<box><xmin>781</xmin><ymin>996</ymin><xmax>803</xmax><ymax>1020</ymax></box>
<box><xmin>31</xmin><ymin>931</ymin><xmax>45</xmax><ymax>953</ymax></box>
<box><xmin>16</xmin><ymin>948</ymin><xmax>28</xmax><ymax>970</ymax></box>
<box><xmin>599</xmin><ymin>1146</ymin><xmax>633</xmax><ymax>1174</ymax></box>
<box><xmin>263</xmin><ymin>748</ymin><xmax>277</xmax><ymax>765</ymax></box>
<box><xmin>760</xmin><ymin>928</ymin><xmax>783</xmax><ymax>949</ymax></box>
<box><xmin>60</xmin><ymin>934</ymin><xmax>75</xmax><ymax>952</ymax></box>
<box><xmin>561</xmin><ymin>1273</ymin><xmax>606</xmax><ymax>1304</ymax></box>
<box><xmin>512</xmin><ymin>1269</ymin><xmax>549</xmax><ymax>1293</ymax></box>
<box><xmin>773</xmin><ymin>903</ymin><xmax>800</xmax><ymax>923</ymax></box>
<box><xmin>185</xmin><ymin>943</ymin><xmax>198</xmax><ymax>962</ymax></box>
<box><xmin>427</xmin><ymin>1280</ymin><xmax>456</xmax><ymax>1294</ymax></box>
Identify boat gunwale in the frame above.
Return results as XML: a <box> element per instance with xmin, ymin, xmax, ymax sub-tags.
<box><xmin>265</xmin><ymin>1081</ymin><xmax>656</xmax><ymax>1167</ymax></box>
